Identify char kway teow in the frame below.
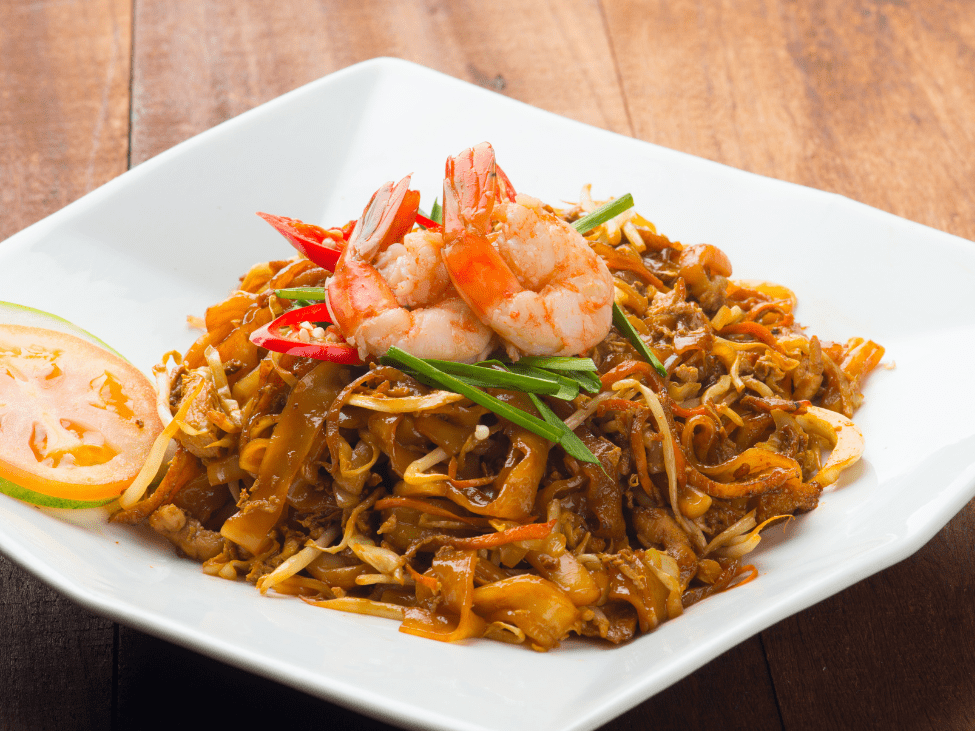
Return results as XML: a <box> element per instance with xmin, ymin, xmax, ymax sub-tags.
<box><xmin>113</xmin><ymin>142</ymin><xmax>882</xmax><ymax>651</ymax></box>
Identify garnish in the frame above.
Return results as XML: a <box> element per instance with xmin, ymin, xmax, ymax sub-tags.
<box><xmin>416</xmin><ymin>198</ymin><xmax>444</xmax><ymax>230</ymax></box>
<box><xmin>380</xmin><ymin>347</ymin><xmax>601</xmax><ymax>465</ymax></box>
<box><xmin>612</xmin><ymin>302</ymin><xmax>667</xmax><ymax>377</ymax></box>
<box><xmin>415</xmin><ymin>212</ymin><xmax>442</xmax><ymax>231</ymax></box>
<box><xmin>512</xmin><ymin>361</ymin><xmax>602</xmax><ymax>397</ymax></box>
<box><xmin>256</xmin><ymin>212</ymin><xmax>345</xmax><ymax>271</ymax></box>
<box><xmin>250</xmin><ymin>302</ymin><xmax>360</xmax><ymax>364</ymax></box>
<box><xmin>526</xmin><ymin>392</ymin><xmax>600</xmax><ymax>466</ymax></box>
<box><xmin>572</xmin><ymin>193</ymin><xmax>635</xmax><ymax>235</ymax></box>
<box><xmin>516</xmin><ymin>355</ymin><xmax>597</xmax><ymax>371</ymax></box>
<box><xmin>0</xmin><ymin>308</ymin><xmax>163</xmax><ymax>508</ymax></box>
<box><xmin>274</xmin><ymin>286</ymin><xmax>327</xmax><ymax>301</ymax></box>
<box><xmin>390</xmin><ymin>355</ymin><xmax>601</xmax><ymax>401</ymax></box>
<box><xmin>416</xmin><ymin>358</ymin><xmax>566</xmax><ymax>396</ymax></box>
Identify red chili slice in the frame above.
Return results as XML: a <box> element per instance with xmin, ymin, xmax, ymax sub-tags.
<box><xmin>256</xmin><ymin>212</ymin><xmax>345</xmax><ymax>271</ymax></box>
<box><xmin>249</xmin><ymin>302</ymin><xmax>361</xmax><ymax>364</ymax></box>
<box><xmin>415</xmin><ymin>213</ymin><xmax>442</xmax><ymax>231</ymax></box>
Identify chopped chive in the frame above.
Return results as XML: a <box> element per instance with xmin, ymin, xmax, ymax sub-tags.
<box><xmin>572</xmin><ymin>194</ymin><xmax>635</xmax><ymax>235</ymax></box>
<box><xmin>406</xmin><ymin>370</ymin><xmax>499</xmax><ymax>391</ymax></box>
<box><xmin>612</xmin><ymin>303</ymin><xmax>667</xmax><ymax>377</ymax></box>
<box><xmin>504</xmin><ymin>361</ymin><xmax>601</xmax><ymax>396</ymax></box>
<box><xmin>515</xmin><ymin>356</ymin><xmax>597</xmax><ymax>372</ymax></box>
<box><xmin>556</xmin><ymin>369</ymin><xmax>603</xmax><ymax>394</ymax></box>
<box><xmin>381</xmin><ymin>349</ymin><xmax>605</xmax><ymax>467</ymax></box>
<box><xmin>405</xmin><ymin>369</ymin><xmax>539</xmax><ymax>397</ymax></box>
<box><xmin>430</xmin><ymin>198</ymin><xmax>443</xmax><ymax>225</ymax></box>
<box><xmin>505</xmin><ymin>364</ymin><xmax>580</xmax><ymax>400</ymax></box>
<box><xmin>275</xmin><ymin>287</ymin><xmax>327</xmax><ymax>301</ymax></box>
<box><xmin>492</xmin><ymin>363</ymin><xmax>601</xmax><ymax>467</ymax></box>
<box><xmin>527</xmin><ymin>393</ymin><xmax>601</xmax><ymax>467</ymax></box>
<box><xmin>417</xmin><ymin>358</ymin><xmax>563</xmax><ymax>396</ymax></box>
<box><xmin>380</xmin><ymin>347</ymin><xmax>562</xmax><ymax>442</ymax></box>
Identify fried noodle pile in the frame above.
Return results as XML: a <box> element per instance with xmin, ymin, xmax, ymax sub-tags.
<box><xmin>114</xmin><ymin>190</ymin><xmax>883</xmax><ymax>651</ymax></box>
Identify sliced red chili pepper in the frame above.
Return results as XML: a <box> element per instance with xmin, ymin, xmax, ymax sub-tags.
<box><xmin>339</xmin><ymin>219</ymin><xmax>357</xmax><ymax>240</ymax></box>
<box><xmin>249</xmin><ymin>302</ymin><xmax>361</xmax><ymax>364</ymax></box>
<box><xmin>415</xmin><ymin>213</ymin><xmax>442</xmax><ymax>231</ymax></box>
<box><xmin>256</xmin><ymin>212</ymin><xmax>345</xmax><ymax>271</ymax></box>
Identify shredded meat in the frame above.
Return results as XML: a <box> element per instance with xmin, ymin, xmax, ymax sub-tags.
<box><xmin>633</xmin><ymin>507</ymin><xmax>697</xmax><ymax>589</ymax></box>
<box><xmin>149</xmin><ymin>504</ymin><xmax>224</xmax><ymax>561</ymax></box>
<box><xmin>678</xmin><ymin>244</ymin><xmax>732</xmax><ymax>315</ymax></box>
<box><xmin>644</xmin><ymin>282</ymin><xmax>714</xmax><ymax>359</ymax></box>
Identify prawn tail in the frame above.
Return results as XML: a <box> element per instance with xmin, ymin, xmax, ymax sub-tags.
<box><xmin>443</xmin><ymin>142</ymin><xmax>522</xmax><ymax>319</ymax></box>
<box><xmin>495</xmin><ymin>163</ymin><xmax>517</xmax><ymax>202</ymax></box>
<box><xmin>326</xmin><ymin>259</ymin><xmax>398</xmax><ymax>338</ymax></box>
<box><xmin>329</xmin><ymin>175</ymin><xmax>422</xmax><ymax>342</ymax></box>
<box><xmin>443</xmin><ymin>142</ymin><xmax>498</xmax><ymax>240</ymax></box>
<box><xmin>348</xmin><ymin>175</ymin><xmax>420</xmax><ymax>259</ymax></box>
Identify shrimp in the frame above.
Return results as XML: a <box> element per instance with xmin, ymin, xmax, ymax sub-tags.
<box><xmin>326</xmin><ymin>175</ymin><xmax>496</xmax><ymax>362</ymax></box>
<box><xmin>442</xmin><ymin>142</ymin><xmax>615</xmax><ymax>359</ymax></box>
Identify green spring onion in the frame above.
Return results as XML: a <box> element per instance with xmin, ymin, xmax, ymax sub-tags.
<box><xmin>612</xmin><ymin>303</ymin><xmax>667</xmax><ymax>377</ymax></box>
<box><xmin>515</xmin><ymin>355</ymin><xmax>597</xmax><ymax>372</ymax></box>
<box><xmin>430</xmin><ymin>198</ymin><xmax>443</xmax><ymax>225</ymax></box>
<box><xmin>415</xmin><ymin>358</ymin><xmax>563</xmax><ymax>396</ymax></box>
<box><xmin>572</xmin><ymin>194</ymin><xmax>634</xmax><ymax>235</ymax></box>
<box><xmin>275</xmin><ymin>287</ymin><xmax>327</xmax><ymax>301</ymax></box>
<box><xmin>381</xmin><ymin>347</ymin><xmax>562</xmax><ymax>442</ymax></box>
<box><xmin>526</xmin><ymin>393</ymin><xmax>600</xmax><ymax>467</ymax></box>
<box><xmin>381</xmin><ymin>347</ymin><xmax>601</xmax><ymax>465</ymax></box>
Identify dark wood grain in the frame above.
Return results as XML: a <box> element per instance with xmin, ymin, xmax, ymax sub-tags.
<box><xmin>763</xmin><ymin>505</ymin><xmax>975</xmax><ymax>730</ymax></box>
<box><xmin>115</xmin><ymin>629</ymin><xmax>393</xmax><ymax>731</ymax></box>
<box><xmin>0</xmin><ymin>555</ymin><xmax>115</xmax><ymax>731</ymax></box>
<box><xmin>615</xmin><ymin>637</ymin><xmax>784</xmax><ymax>731</ymax></box>
<box><xmin>2</xmin><ymin>1</ymin><xmax>974</xmax><ymax>730</ymax></box>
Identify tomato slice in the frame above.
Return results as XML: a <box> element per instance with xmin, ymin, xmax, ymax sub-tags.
<box><xmin>0</xmin><ymin>324</ymin><xmax>163</xmax><ymax>503</ymax></box>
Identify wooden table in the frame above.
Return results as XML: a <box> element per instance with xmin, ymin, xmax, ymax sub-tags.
<box><xmin>2</xmin><ymin>2</ymin><xmax>974</xmax><ymax>729</ymax></box>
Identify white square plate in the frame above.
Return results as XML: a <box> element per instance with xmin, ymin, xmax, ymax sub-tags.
<box><xmin>2</xmin><ymin>58</ymin><xmax>974</xmax><ymax>731</ymax></box>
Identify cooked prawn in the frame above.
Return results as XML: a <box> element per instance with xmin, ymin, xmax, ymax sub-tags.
<box><xmin>442</xmin><ymin>142</ymin><xmax>614</xmax><ymax>358</ymax></box>
<box><xmin>326</xmin><ymin>175</ymin><xmax>495</xmax><ymax>362</ymax></box>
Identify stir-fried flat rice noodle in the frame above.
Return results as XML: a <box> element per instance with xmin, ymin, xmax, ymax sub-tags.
<box><xmin>117</xmin><ymin>148</ymin><xmax>882</xmax><ymax>651</ymax></box>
